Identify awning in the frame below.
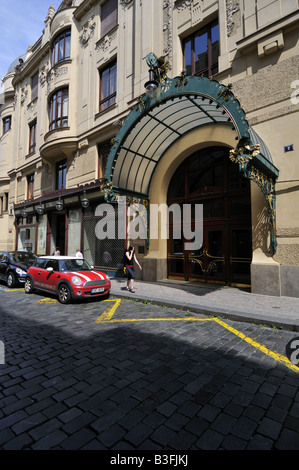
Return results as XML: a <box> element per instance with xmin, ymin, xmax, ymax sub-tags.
<box><xmin>105</xmin><ymin>54</ymin><xmax>279</xmax><ymax>252</ymax></box>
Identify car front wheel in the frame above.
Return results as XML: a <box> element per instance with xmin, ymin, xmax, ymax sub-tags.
<box><xmin>58</xmin><ymin>284</ymin><xmax>71</xmax><ymax>304</ymax></box>
<box><xmin>7</xmin><ymin>272</ymin><xmax>16</xmax><ymax>288</ymax></box>
<box><xmin>25</xmin><ymin>277</ymin><xmax>34</xmax><ymax>294</ymax></box>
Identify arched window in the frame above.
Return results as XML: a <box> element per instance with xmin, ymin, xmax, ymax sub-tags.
<box><xmin>51</xmin><ymin>29</ymin><xmax>71</xmax><ymax>67</ymax></box>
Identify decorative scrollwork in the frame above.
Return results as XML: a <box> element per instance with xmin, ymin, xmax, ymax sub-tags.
<box><xmin>217</xmin><ymin>83</ymin><xmax>233</xmax><ymax>102</ymax></box>
<box><xmin>229</xmin><ymin>142</ymin><xmax>260</xmax><ymax>169</ymax></box>
<box><xmin>175</xmin><ymin>70</ymin><xmax>188</xmax><ymax>91</ymax></box>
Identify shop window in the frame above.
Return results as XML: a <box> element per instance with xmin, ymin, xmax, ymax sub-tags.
<box><xmin>183</xmin><ymin>20</ymin><xmax>219</xmax><ymax>77</ymax></box>
<box><xmin>29</xmin><ymin>120</ymin><xmax>37</xmax><ymax>154</ymax></box>
<box><xmin>51</xmin><ymin>29</ymin><xmax>71</xmax><ymax>67</ymax></box>
<box><xmin>49</xmin><ymin>88</ymin><xmax>69</xmax><ymax>130</ymax></box>
<box><xmin>56</xmin><ymin>159</ymin><xmax>67</xmax><ymax>190</ymax></box>
<box><xmin>99</xmin><ymin>60</ymin><xmax>117</xmax><ymax>112</ymax></box>
<box><xmin>101</xmin><ymin>0</ymin><xmax>118</xmax><ymax>37</ymax></box>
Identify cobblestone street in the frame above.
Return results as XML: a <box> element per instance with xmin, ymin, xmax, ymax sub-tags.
<box><xmin>0</xmin><ymin>286</ymin><xmax>299</xmax><ymax>452</ymax></box>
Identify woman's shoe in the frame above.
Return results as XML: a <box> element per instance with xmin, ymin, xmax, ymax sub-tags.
<box><xmin>129</xmin><ymin>288</ymin><xmax>135</xmax><ymax>293</ymax></box>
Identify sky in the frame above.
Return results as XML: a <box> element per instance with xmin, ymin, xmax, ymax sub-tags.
<box><xmin>0</xmin><ymin>0</ymin><xmax>63</xmax><ymax>82</ymax></box>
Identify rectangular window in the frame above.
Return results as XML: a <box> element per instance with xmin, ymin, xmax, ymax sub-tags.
<box><xmin>99</xmin><ymin>61</ymin><xmax>117</xmax><ymax>112</ymax></box>
<box><xmin>31</xmin><ymin>72</ymin><xmax>39</xmax><ymax>101</ymax></box>
<box><xmin>49</xmin><ymin>88</ymin><xmax>69</xmax><ymax>130</ymax></box>
<box><xmin>98</xmin><ymin>140</ymin><xmax>111</xmax><ymax>178</ymax></box>
<box><xmin>183</xmin><ymin>21</ymin><xmax>219</xmax><ymax>77</ymax></box>
<box><xmin>101</xmin><ymin>0</ymin><xmax>118</xmax><ymax>37</ymax></box>
<box><xmin>56</xmin><ymin>159</ymin><xmax>67</xmax><ymax>190</ymax></box>
<box><xmin>3</xmin><ymin>116</ymin><xmax>11</xmax><ymax>134</ymax></box>
<box><xmin>51</xmin><ymin>29</ymin><xmax>71</xmax><ymax>67</ymax></box>
<box><xmin>29</xmin><ymin>120</ymin><xmax>37</xmax><ymax>154</ymax></box>
<box><xmin>27</xmin><ymin>174</ymin><xmax>35</xmax><ymax>200</ymax></box>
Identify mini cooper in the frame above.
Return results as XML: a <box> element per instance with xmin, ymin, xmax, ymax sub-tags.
<box><xmin>25</xmin><ymin>256</ymin><xmax>111</xmax><ymax>304</ymax></box>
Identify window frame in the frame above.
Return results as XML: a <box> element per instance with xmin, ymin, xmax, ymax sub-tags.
<box><xmin>182</xmin><ymin>20</ymin><xmax>219</xmax><ymax>78</ymax></box>
<box><xmin>3</xmin><ymin>116</ymin><xmax>11</xmax><ymax>135</ymax></box>
<box><xmin>99</xmin><ymin>60</ymin><xmax>117</xmax><ymax>112</ymax></box>
<box><xmin>29</xmin><ymin>120</ymin><xmax>37</xmax><ymax>154</ymax></box>
<box><xmin>49</xmin><ymin>88</ymin><xmax>69</xmax><ymax>131</ymax></box>
<box><xmin>101</xmin><ymin>0</ymin><xmax>118</xmax><ymax>38</ymax></box>
<box><xmin>31</xmin><ymin>72</ymin><xmax>39</xmax><ymax>101</ymax></box>
<box><xmin>27</xmin><ymin>174</ymin><xmax>35</xmax><ymax>200</ymax></box>
<box><xmin>51</xmin><ymin>29</ymin><xmax>71</xmax><ymax>67</ymax></box>
<box><xmin>98</xmin><ymin>140</ymin><xmax>111</xmax><ymax>179</ymax></box>
<box><xmin>56</xmin><ymin>159</ymin><xmax>67</xmax><ymax>190</ymax></box>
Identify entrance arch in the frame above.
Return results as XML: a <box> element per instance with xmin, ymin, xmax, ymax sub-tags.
<box><xmin>167</xmin><ymin>146</ymin><xmax>252</xmax><ymax>286</ymax></box>
<box><xmin>104</xmin><ymin>53</ymin><xmax>279</xmax><ymax>283</ymax></box>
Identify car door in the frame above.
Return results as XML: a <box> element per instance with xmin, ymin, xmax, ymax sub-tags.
<box><xmin>42</xmin><ymin>259</ymin><xmax>60</xmax><ymax>292</ymax></box>
<box><xmin>0</xmin><ymin>253</ymin><xmax>9</xmax><ymax>281</ymax></box>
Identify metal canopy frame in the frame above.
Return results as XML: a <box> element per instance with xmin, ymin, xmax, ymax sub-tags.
<box><xmin>105</xmin><ymin>54</ymin><xmax>279</xmax><ymax>253</ymax></box>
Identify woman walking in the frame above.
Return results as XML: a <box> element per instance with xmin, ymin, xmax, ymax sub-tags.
<box><xmin>124</xmin><ymin>246</ymin><xmax>142</xmax><ymax>293</ymax></box>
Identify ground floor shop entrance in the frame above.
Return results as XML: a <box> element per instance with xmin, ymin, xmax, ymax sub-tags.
<box><xmin>167</xmin><ymin>146</ymin><xmax>252</xmax><ymax>287</ymax></box>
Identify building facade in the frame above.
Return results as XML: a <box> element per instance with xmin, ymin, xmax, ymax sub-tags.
<box><xmin>0</xmin><ymin>0</ymin><xmax>298</xmax><ymax>296</ymax></box>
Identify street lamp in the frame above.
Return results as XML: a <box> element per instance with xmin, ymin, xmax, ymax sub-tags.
<box><xmin>144</xmin><ymin>67</ymin><xmax>158</xmax><ymax>97</ymax></box>
<box><xmin>56</xmin><ymin>196</ymin><xmax>63</xmax><ymax>211</ymax></box>
<box><xmin>81</xmin><ymin>190</ymin><xmax>89</xmax><ymax>209</ymax></box>
<box><xmin>36</xmin><ymin>202</ymin><xmax>44</xmax><ymax>215</ymax></box>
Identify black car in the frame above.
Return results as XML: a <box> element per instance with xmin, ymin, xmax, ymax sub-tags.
<box><xmin>0</xmin><ymin>251</ymin><xmax>38</xmax><ymax>288</ymax></box>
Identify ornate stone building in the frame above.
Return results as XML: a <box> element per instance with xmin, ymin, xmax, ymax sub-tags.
<box><xmin>0</xmin><ymin>0</ymin><xmax>298</xmax><ymax>296</ymax></box>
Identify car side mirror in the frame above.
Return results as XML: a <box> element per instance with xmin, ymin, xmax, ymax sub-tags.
<box><xmin>47</xmin><ymin>267</ymin><xmax>54</xmax><ymax>272</ymax></box>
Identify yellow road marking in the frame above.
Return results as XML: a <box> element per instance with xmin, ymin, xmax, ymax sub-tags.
<box><xmin>5</xmin><ymin>289</ymin><xmax>23</xmax><ymax>292</ymax></box>
<box><xmin>95</xmin><ymin>298</ymin><xmax>122</xmax><ymax>323</ymax></box>
<box><xmin>36</xmin><ymin>297</ymin><xmax>58</xmax><ymax>304</ymax></box>
<box><xmin>213</xmin><ymin>318</ymin><xmax>299</xmax><ymax>373</ymax></box>
<box><xmin>101</xmin><ymin>316</ymin><xmax>212</xmax><ymax>324</ymax></box>
<box><xmin>95</xmin><ymin>304</ymin><xmax>299</xmax><ymax>373</ymax></box>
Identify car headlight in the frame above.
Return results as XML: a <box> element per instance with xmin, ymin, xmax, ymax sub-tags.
<box><xmin>71</xmin><ymin>276</ymin><xmax>83</xmax><ymax>286</ymax></box>
<box><xmin>106</xmin><ymin>275</ymin><xmax>110</xmax><ymax>281</ymax></box>
<box><xmin>16</xmin><ymin>268</ymin><xmax>26</xmax><ymax>275</ymax></box>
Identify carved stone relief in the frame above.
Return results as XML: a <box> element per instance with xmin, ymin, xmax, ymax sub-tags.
<box><xmin>226</xmin><ymin>0</ymin><xmax>240</xmax><ymax>37</ymax></box>
<box><xmin>79</xmin><ymin>16</ymin><xmax>96</xmax><ymax>47</ymax></box>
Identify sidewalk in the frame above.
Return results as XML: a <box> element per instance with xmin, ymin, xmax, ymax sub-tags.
<box><xmin>110</xmin><ymin>278</ymin><xmax>299</xmax><ymax>332</ymax></box>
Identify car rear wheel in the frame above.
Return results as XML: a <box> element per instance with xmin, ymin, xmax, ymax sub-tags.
<box><xmin>7</xmin><ymin>272</ymin><xmax>16</xmax><ymax>288</ymax></box>
<box><xmin>25</xmin><ymin>277</ymin><xmax>34</xmax><ymax>294</ymax></box>
<box><xmin>58</xmin><ymin>284</ymin><xmax>71</xmax><ymax>304</ymax></box>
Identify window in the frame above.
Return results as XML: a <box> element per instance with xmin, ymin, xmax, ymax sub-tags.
<box><xmin>31</xmin><ymin>72</ymin><xmax>39</xmax><ymax>101</ymax></box>
<box><xmin>101</xmin><ymin>0</ymin><xmax>118</xmax><ymax>37</ymax></box>
<box><xmin>56</xmin><ymin>159</ymin><xmax>67</xmax><ymax>190</ymax></box>
<box><xmin>49</xmin><ymin>88</ymin><xmax>69</xmax><ymax>130</ymax></box>
<box><xmin>27</xmin><ymin>174</ymin><xmax>35</xmax><ymax>200</ymax></box>
<box><xmin>98</xmin><ymin>140</ymin><xmax>111</xmax><ymax>178</ymax></box>
<box><xmin>99</xmin><ymin>61</ymin><xmax>117</xmax><ymax>111</ymax></box>
<box><xmin>29</xmin><ymin>120</ymin><xmax>37</xmax><ymax>154</ymax></box>
<box><xmin>3</xmin><ymin>116</ymin><xmax>11</xmax><ymax>134</ymax></box>
<box><xmin>51</xmin><ymin>29</ymin><xmax>71</xmax><ymax>67</ymax></box>
<box><xmin>183</xmin><ymin>21</ymin><xmax>219</xmax><ymax>77</ymax></box>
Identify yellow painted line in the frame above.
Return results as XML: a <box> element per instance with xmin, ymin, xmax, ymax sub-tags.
<box><xmin>100</xmin><ymin>316</ymin><xmax>212</xmax><ymax>324</ymax></box>
<box><xmin>213</xmin><ymin>318</ymin><xmax>299</xmax><ymax>373</ymax></box>
<box><xmin>36</xmin><ymin>297</ymin><xmax>58</xmax><ymax>304</ymax></box>
<box><xmin>95</xmin><ymin>298</ymin><xmax>122</xmax><ymax>323</ymax></box>
<box><xmin>5</xmin><ymin>289</ymin><xmax>23</xmax><ymax>292</ymax></box>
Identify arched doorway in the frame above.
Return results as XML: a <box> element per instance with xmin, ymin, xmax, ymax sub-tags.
<box><xmin>167</xmin><ymin>146</ymin><xmax>252</xmax><ymax>287</ymax></box>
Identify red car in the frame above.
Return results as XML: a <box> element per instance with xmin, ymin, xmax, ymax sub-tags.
<box><xmin>25</xmin><ymin>256</ymin><xmax>111</xmax><ymax>304</ymax></box>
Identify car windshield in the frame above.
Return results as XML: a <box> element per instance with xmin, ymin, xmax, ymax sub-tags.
<box><xmin>60</xmin><ymin>259</ymin><xmax>92</xmax><ymax>272</ymax></box>
<box><xmin>9</xmin><ymin>252</ymin><xmax>37</xmax><ymax>263</ymax></box>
